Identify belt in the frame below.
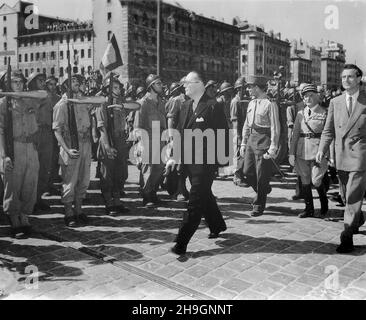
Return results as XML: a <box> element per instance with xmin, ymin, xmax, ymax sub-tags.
<box><xmin>300</xmin><ymin>133</ymin><xmax>322</xmax><ymax>139</ymax></box>
<box><xmin>249</xmin><ymin>127</ymin><xmax>271</xmax><ymax>134</ymax></box>
<box><xmin>14</xmin><ymin>134</ymin><xmax>38</xmax><ymax>144</ymax></box>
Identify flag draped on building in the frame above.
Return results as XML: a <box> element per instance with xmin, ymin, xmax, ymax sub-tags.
<box><xmin>99</xmin><ymin>34</ymin><xmax>123</xmax><ymax>77</ymax></box>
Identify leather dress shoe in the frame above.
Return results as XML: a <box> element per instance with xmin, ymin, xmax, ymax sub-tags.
<box><xmin>208</xmin><ymin>226</ymin><xmax>227</xmax><ymax>239</ymax></box>
<box><xmin>251</xmin><ymin>211</ymin><xmax>263</xmax><ymax>217</ymax></box>
<box><xmin>336</xmin><ymin>242</ymin><xmax>354</xmax><ymax>254</ymax></box>
<box><xmin>77</xmin><ymin>214</ymin><xmax>89</xmax><ymax>225</ymax></box>
<box><xmin>21</xmin><ymin>225</ymin><xmax>33</xmax><ymax>237</ymax></box>
<box><xmin>170</xmin><ymin>244</ymin><xmax>187</xmax><ymax>255</ymax></box>
<box><xmin>64</xmin><ymin>216</ymin><xmax>78</xmax><ymax>228</ymax></box>
<box><xmin>11</xmin><ymin>227</ymin><xmax>28</xmax><ymax>239</ymax></box>
<box><xmin>298</xmin><ymin>211</ymin><xmax>314</xmax><ymax>219</ymax></box>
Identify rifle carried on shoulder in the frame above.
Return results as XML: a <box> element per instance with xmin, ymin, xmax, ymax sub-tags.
<box><xmin>106</xmin><ymin>72</ymin><xmax>115</xmax><ymax>148</ymax></box>
<box><xmin>4</xmin><ymin>58</ymin><xmax>14</xmax><ymax>162</ymax></box>
<box><xmin>66</xmin><ymin>35</ymin><xmax>79</xmax><ymax>150</ymax></box>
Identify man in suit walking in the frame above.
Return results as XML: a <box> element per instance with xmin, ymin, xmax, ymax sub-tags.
<box><xmin>316</xmin><ymin>64</ymin><xmax>366</xmax><ymax>253</ymax></box>
<box><xmin>168</xmin><ymin>71</ymin><xmax>228</xmax><ymax>255</ymax></box>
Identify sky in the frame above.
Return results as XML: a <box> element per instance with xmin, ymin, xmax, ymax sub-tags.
<box><xmin>3</xmin><ymin>0</ymin><xmax>366</xmax><ymax>70</ymax></box>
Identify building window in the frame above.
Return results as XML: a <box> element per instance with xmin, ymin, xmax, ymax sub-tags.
<box><xmin>60</xmin><ymin>67</ymin><xmax>64</xmax><ymax>77</ymax></box>
<box><xmin>25</xmin><ymin>69</ymin><xmax>28</xmax><ymax>77</ymax></box>
<box><xmin>50</xmin><ymin>51</ymin><xmax>55</xmax><ymax>60</ymax></box>
<box><xmin>25</xmin><ymin>54</ymin><xmax>28</xmax><ymax>62</ymax></box>
<box><xmin>36</xmin><ymin>52</ymin><xmax>40</xmax><ymax>61</ymax></box>
<box><xmin>51</xmin><ymin>67</ymin><xmax>55</xmax><ymax>75</ymax></box>
<box><xmin>3</xmin><ymin>27</ymin><xmax>7</xmax><ymax>36</ymax></box>
<box><xmin>107</xmin><ymin>12</ymin><xmax>112</xmax><ymax>23</ymax></box>
<box><xmin>31</xmin><ymin>68</ymin><xmax>34</xmax><ymax>73</ymax></box>
<box><xmin>37</xmin><ymin>68</ymin><xmax>40</xmax><ymax>73</ymax></box>
<box><xmin>60</xmin><ymin>51</ymin><xmax>64</xmax><ymax>60</ymax></box>
<box><xmin>42</xmin><ymin>52</ymin><xmax>46</xmax><ymax>59</ymax></box>
<box><xmin>30</xmin><ymin>53</ymin><xmax>34</xmax><ymax>61</ymax></box>
<box><xmin>4</xmin><ymin>57</ymin><xmax>6</xmax><ymax>65</ymax></box>
<box><xmin>3</xmin><ymin>16</ymin><xmax>6</xmax><ymax>21</ymax></box>
<box><xmin>81</xmin><ymin>34</ymin><xmax>84</xmax><ymax>42</ymax></box>
<box><xmin>18</xmin><ymin>54</ymin><xmax>22</xmax><ymax>63</ymax></box>
<box><xmin>81</xmin><ymin>49</ymin><xmax>85</xmax><ymax>58</ymax></box>
<box><xmin>108</xmin><ymin>31</ymin><xmax>112</xmax><ymax>40</ymax></box>
<box><xmin>87</xmin><ymin>33</ymin><xmax>91</xmax><ymax>41</ymax></box>
<box><xmin>3</xmin><ymin>42</ymin><xmax>7</xmax><ymax>51</ymax></box>
<box><xmin>88</xmin><ymin>49</ymin><xmax>92</xmax><ymax>58</ymax></box>
<box><xmin>43</xmin><ymin>68</ymin><xmax>46</xmax><ymax>74</ymax></box>
<box><xmin>60</xmin><ymin>37</ymin><xmax>63</xmax><ymax>44</ymax></box>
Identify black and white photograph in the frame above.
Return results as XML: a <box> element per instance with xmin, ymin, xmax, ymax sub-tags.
<box><xmin>0</xmin><ymin>0</ymin><xmax>366</xmax><ymax>304</ymax></box>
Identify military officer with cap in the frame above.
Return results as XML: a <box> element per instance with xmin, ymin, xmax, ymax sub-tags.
<box><xmin>289</xmin><ymin>84</ymin><xmax>329</xmax><ymax>218</ymax></box>
<box><xmin>95</xmin><ymin>75</ymin><xmax>130</xmax><ymax>215</ymax></box>
<box><xmin>27</xmin><ymin>72</ymin><xmax>55</xmax><ymax>212</ymax></box>
<box><xmin>231</xmin><ymin>77</ymin><xmax>248</xmax><ymax>186</ymax></box>
<box><xmin>53</xmin><ymin>74</ymin><xmax>94</xmax><ymax>227</ymax></box>
<box><xmin>0</xmin><ymin>70</ymin><xmax>42</xmax><ymax>238</ymax></box>
<box><xmin>240</xmin><ymin>76</ymin><xmax>280</xmax><ymax>217</ymax></box>
<box><xmin>134</xmin><ymin>74</ymin><xmax>167</xmax><ymax>207</ymax></box>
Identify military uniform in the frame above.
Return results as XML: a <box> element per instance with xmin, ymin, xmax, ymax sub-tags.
<box><xmin>134</xmin><ymin>93</ymin><xmax>166</xmax><ymax>204</ymax></box>
<box><xmin>0</xmin><ymin>97</ymin><xmax>40</xmax><ymax>229</ymax></box>
<box><xmin>242</xmin><ymin>95</ymin><xmax>280</xmax><ymax>215</ymax></box>
<box><xmin>96</xmin><ymin>98</ymin><xmax>129</xmax><ymax>211</ymax></box>
<box><xmin>53</xmin><ymin>93</ymin><xmax>93</xmax><ymax>217</ymax></box>
<box><xmin>289</xmin><ymin>84</ymin><xmax>329</xmax><ymax>218</ymax></box>
<box><xmin>290</xmin><ymin>105</ymin><xmax>328</xmax><ymax>186</ymax></box>
<box><xmin>36</xmin><ymin>92</ymin><xmax>60</xmax><ymax>203</ymax></box>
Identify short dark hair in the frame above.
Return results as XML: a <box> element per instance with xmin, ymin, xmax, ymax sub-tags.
<box><xmin>343</xmin><ymin>64</ymin><xmax>363</xmax><ymax>78</ymax></box>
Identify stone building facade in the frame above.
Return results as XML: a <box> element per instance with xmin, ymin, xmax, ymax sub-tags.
<box><xmin>93</xmin><ymin>0</ymin><xmax>240</xmax><ymax>85</ymax></box>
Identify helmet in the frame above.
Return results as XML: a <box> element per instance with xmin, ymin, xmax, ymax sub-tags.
<box><xmin>146</xmin><ymin>74</ymin><xmax>161</xmax><ymax>90</ymax></box>
<box><xmin>205</xmin><ymin>80</ymin><xmax>217</xmax><ymax>90</ymax></box>
<box><xmin>102</xmin><ymin>73</ymin><xmax>121</xmax><ymax>89</ymax></box>
<box><xmin>27</xmin><ymin>72</ymin><xmax>46</xmax><ymax>88</ymax></box>
<box><xmin>234</xmin><ymin>77</ymin><xmax>246</xmax><ymax>90</ymax></box>
<box><xmin>218</xmin><ymin>81</ymin><xmax>233</xmax><ymax>95</ymax></box>
<box><xmin>169</xmin><ymin>82</ymin><xmax>183</xmax><ymax>96</ymax></box>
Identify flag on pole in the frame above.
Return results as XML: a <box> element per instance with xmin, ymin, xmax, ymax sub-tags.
<box><xmin>100</xmin><ymin>34</ymin><xmax>123</xmax><ymax>77</ymax></box>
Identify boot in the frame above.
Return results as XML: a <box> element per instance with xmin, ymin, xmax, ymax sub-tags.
<box><xmin>298</xmin><ymin>185</ymin><xmax>314</xmax><ymax>218</ymax></box>
<box><xmin>64</xmin><ymin>203</ymin><xmax>77</xmax><ymax>227</ymax></box>
<box><xmin>316</xmin><ymin>183</ymin><xmax>329</xmax><ymax>216</ymax></box>
<box><xmin>75</xmin><ymin>199</ymin><xmax>88</xmax><ymax>225</ymax></box>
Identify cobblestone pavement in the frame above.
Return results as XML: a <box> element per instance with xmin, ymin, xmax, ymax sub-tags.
<box><xmin>1</xmin><ymin>163</ymin><xmax>366</xmax><ymax>300</ymax></box>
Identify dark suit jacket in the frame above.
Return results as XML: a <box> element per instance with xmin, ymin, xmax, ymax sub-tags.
<box><xmin>175</xmin><ymin>93</ymin><xmax>229</xmax><ymax>173</ymax></box>
<box><xmin>319</xmin><ymin>91</ymin><xmax>366</xmax><ymax>172</ymax></box>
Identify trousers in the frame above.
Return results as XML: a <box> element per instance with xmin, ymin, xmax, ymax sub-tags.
<box><xmin>60</xmin><ymin>141</ymin><xmax>91</xmax><ymax>204</ymax></box>
<box><xmin>176</xmin><ymin>165</ymin><xmax>226</xmax><ymax>245</ymax></box>
<box><xmin>37</xmin><ymin>128</ymin><xmax>54</xmax><ymax>198</ymax></box>
<box><xmin>3</xmin><ymin>142</ymin><xmax>39</xmax><ymax>217</ymax></box>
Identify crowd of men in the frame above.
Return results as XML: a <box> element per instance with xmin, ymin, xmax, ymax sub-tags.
<box><xmin>0</xmin><ymin>63</ymin><xmax>365</xmax><ymax>255</ymax></box>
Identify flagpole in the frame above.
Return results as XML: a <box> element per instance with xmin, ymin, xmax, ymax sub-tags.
<box><xmin>157</xmin><ymin>0</ymin><xmax>162</xmax><ymax>76</ymax></box>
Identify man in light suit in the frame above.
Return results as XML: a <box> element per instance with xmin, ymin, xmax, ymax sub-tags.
<box><xmin>316</xmin><ymin>64</ymin><xmax>366</xmax><ymax>253</ymax></box>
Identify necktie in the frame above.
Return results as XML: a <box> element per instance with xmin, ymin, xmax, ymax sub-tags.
<box><xmin>348</xmin><ymin>96</ymin><xmax>353</xmax><ymax>116</ymax></box>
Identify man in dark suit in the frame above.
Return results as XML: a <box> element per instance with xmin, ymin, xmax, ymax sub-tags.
<box><xmin>168</xmin><ymin>71</ymin><xmax>228</xmax><ymax>255</ymax></box>
<box><xmin>316</xmin><ymin>64</ymin><xmax>366</xmax><ymax>253</ymax></box>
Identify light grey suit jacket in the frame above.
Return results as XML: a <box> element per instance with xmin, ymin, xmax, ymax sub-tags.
<box><xmin>319</xmin><ymin>91</ymin><xmax>366</xmax><ymax>172</ymax></box>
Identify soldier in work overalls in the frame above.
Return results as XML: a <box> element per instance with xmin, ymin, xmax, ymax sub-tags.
<box><xmin>27</xmin><ymin>73</ymin><xmax>54</xmax><ymax>212</ymax></box>
<box><xmin>0</xmin><ymin>70</ymin><xmax>41</xmax><ymax>239</ymax></box>
<box><xmin>95</xmin><ymin>76</ymin><xmax>130</xmax><ymax>215</ymax></box>
<box><xmin>289</xmin><ymin>84</ymin><xmax>329</xmax><ymax>218</ymax></box>
<box><xmin>134</xmin><ymin>74</ymin><xmax>166</xmax><ymax>208</ymax></box>
<box><xmin>240</xmin><ymin>76</ymin><xmax>280</xmax><ymax>217</ymax></box>
<box><xmin>53</xmin><ymin>74</ymin><xmax>93</xmax><ymax>227</ymax></box>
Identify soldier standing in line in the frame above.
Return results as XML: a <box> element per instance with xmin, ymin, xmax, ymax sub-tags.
<box><xmin>286</xmin><ymin>83</ymin><xmax>307</xmax><ymax>201</ymax></box>
<box><xmin>205</xmin><ymin>80</ymin><xmax>218</xmax><ymax>100</ymax></box>
<box><xmin>289</xmin><ymin>84</ymin><xmax>329</xmax><ymax>218</ymax></box>
<box><xmin>134</xmin><ymin>74</ymin><xmax>167</xmax><ymax>208</ymax></box>
<box><xmin>231</xmin><ymin>77</ymin><xmax>248</xmax><ymax>187</ymax></box>
<box><xmin>240</xmin><ymin>76</ymin><xmax>280</xmax><ymax>217</ymax></box>
<box><xmin>27</xmin><ymin>73</ymin><xmax>54</xmax><ymax>212</ymax></box>
<box><xmin>53</xmin><ymin>74</ymin><xmax>93</xmax><ymax>227</ymax></box>
<box><xmin>166</xmin><ymin>79</ymin><xmax>190</xmax><ymax>201</ymax></box>
<box><xmin>46</xmin><ymin>76</ymin><xmax>62</xmax><ymax>192</ymax></box>
<box><xmin>95</xmin><ymin>76</ymin><xmax>130</xmax><ymax>215</ymax></box>
<box><xmin>0</xmin><ymin>70</ymin><xmax>42</xmax><ymax>238</ymax></box>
